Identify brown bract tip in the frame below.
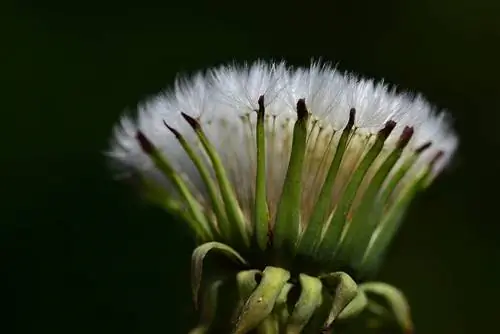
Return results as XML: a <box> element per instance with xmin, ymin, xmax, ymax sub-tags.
<box><xmin>346</xmin><ymin>108</ymin><xmax>356</xmax><ymax>130</ymax></box>
<box><xmin>397</xmin><ymin>126</ymin><xmax>414</xmax><ymax>149</ymax></box>
<box><xmin>296</xmin><ymin>98</ymin><xmax>309</xmax><ymax>120</ymax></box>
<box><xmin>416</xmin><ymin>141</ymin><xmax>432</xmax><ymax>154</ymax></box>
<box><xmin>163</xmin><ymin>120</ymin><xmax>181</xmax><ymax>139</ymax></box>
<box><xmin>378</xmin><ymin>120</ymin><xmax>397</xmax><ymax>139</ymax></box>
<box><xmin>257</xmin><ymin>95</ymin><xmax>265</xmax><ymax>119</ymax></box>
<box><xmin>181</xmin><ymin>112</ymin><xmax>200</xmax><ymax>130</ymax></box>
<box><xmin>136</xmin><ymin>131</ymin><xmax>154</xmax><ymax>154</ymax></box>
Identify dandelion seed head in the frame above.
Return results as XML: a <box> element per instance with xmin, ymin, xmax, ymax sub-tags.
<box><xmin>109</xmin><ymin>61</ymin><xmax>456</xmax><ymax>198</ymax></box>
<box><xmin>107</xmin><ymin>60</ymin><xmax>457</xmax><ymax>277</ymax></box>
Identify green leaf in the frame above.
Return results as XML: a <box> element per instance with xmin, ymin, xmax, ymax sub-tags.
<box><xmin>191</xmin><ymin>242</ymin><xmax>247</xmax><ymax>307</ymax></box>
<box><xmin>285</xmin><ymin>274</ymin><xmax>323</xmax><ymax>333</ymax></box>
<box><xmin>360</xmin><ymin>282</ymin><xmax>413</xmax><ymax>333</ymax></box>
<box><xmin>254</xmin><ymin>96</ymin><xmax>270</xmax><ymax>251</ymax></box>
<box><xmin>297</xmin><ymin>108</ymin><xmax>355</xmax><ymax>257</ymax></box>
<box><xmin>233</xmin><ymin>266</ymin><xmax>290</xmax><ymax>334</ymax></box>
<box><xmin>273</xmin><ymin>99</ymin><xmax>309</xmax><ymax>254</ymax></box>
<box><xmin>182</xmin><ymin>112</ymin><xmax>250</xmax><ymax>248</ymax></box>
<box><xmin>336</xmin><ymin>126</ymin><xmax>414</xmax><ymax>267</ymax></box>
<box><xmin>315</xmin><ymin>121</ymin><xmax>396</xmax><ymax>262</ymax></box>
<box><xmin>320</xmin><ymin>271</ymin><xmax>359</xmax><ymax>328</ymax></box>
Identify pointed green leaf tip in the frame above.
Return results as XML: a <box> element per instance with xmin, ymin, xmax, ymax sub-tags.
<box><xmin>273</xmin><ymin>99</ymin><xmax>309</xmax><ymax>256</ymax></box>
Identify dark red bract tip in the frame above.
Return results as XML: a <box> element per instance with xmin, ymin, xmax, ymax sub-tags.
<box><xmin>397</xmin><ymin>126</ymin><xmax>414</xmax><ymax>149</ymax></box>
<box><xmin>296</xmin><ymin>98</ymin><xmax>309</xmax><ymax>120</ymax></box>
<box><xmin>181</xmin><ymin>112</ymin><xmax>200</xmax><ymax>129</ymax></box>
<box><xmin>136</xmin><ymin>131</ymin><xmax>154</xmax><ymax>154</ymax></box>
<box><xmin>416</xmin><ymin>141</ymin><xmax>432</xmax><ymax>154</ymax></box>
<box><xmin>378</xmin><ymin>120</ymin><xmax>397</xmax><ymax>139</ymax></box>
<box><xmin>163</xmin><ymin>120</ymin><xmax>181</xmax><ymax>139</ymax></box>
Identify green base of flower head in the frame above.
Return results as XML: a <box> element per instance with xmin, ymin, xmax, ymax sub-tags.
<box><xmin>188</xmin><ymin>242</ymin><xmax>413</xmax><ymax>334</ymax></box>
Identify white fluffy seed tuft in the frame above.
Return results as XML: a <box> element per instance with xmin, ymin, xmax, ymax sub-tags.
<box><xmin>107</xmin><ymin>61</ymin><xmax>458</xmax><ymax>221</ymax></box>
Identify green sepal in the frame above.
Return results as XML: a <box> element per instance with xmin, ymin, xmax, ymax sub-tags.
<box><xmin>320</xmin><ymin>271</ymin><xmax>359</xmax><ymax>328</ymax></box>
<box><xmin>315</xmin><ymin>121</ymin><xmax>396</xmax><ymax>261</ymax></box>
<box><xmin>297</xmin><ymin>108</ymin><xmax>355</xmax><ymax>256</ymax></box>
<box><xmin>360</xmin><ymin>167</ymin><xmax>432</xmax><ymax>272</ymax></box>
<box><xmin>136</xmin><ymin>131</ymin><xmax>214</xmax><ymax>241</ymax></box>
<box><xmin>336</xmin><ymin>126</ymin><xmax>413</xmax><ymax>267</ymax></box>
<box><xmin>360</xmin><ymin>282</ymin><xmax>414</xmax><ymax>333</ymax></box>
<box><xmin>164</xmin><ymin>121</ymin><xmax>228</xmax><ymax>240</ymax></box>
<box><xmin>236</xmin><ymin>269</ymin><xmax>261</xmax><ymax>311</ymax></box>
<box><xmin>378</xmin><ymin>152</ymin><xmax>421</xmax><ymax>208</ymax></box>
<box><xmin>254</xmin><ymin>96</ymin><xmax>270</xmax><ymax>251</ymax></box>
<box><xmin>285</xmin><ymin>274</ymin><xmax>324</xmax><ymax>333</ymax></box>
<box><xmin>236</xmin><ymin>270</ymin><xmax>282</xmax><ymax>334</ymax></box>
<box><xmin>272</xmin><ymin>282</ymin><xmax>293</xmax><ymax>331</ymax></box>
<box><xmin>181</xmin><ymin>113</ymin><xmax>250</xmax><ymax>248</ymax></box>
<box><xmin>301</xmin><ymin>287</ymin><xmax>334</xmax><ymax>333</ymax></box>
<box><xmin>337</xmin><ymin>289</ymin><xmax>368</xmax><ymax>320</ymax></box>
<box><xmin>233</xmin><ymin>266</ymin><xmax>290</xmax><ymax>334</ymax></box>
<box><xmin>136</xmin><ymin>175</ymin><xmax>196</xmax><ymax>226</ymax></box>
<box><xmin>273</xmin><ymin>99</ymin><xmax>309</xmax><ymax>253</ymax></box>
<box><xmin>255</xmin><ymin>316</ymin><xmax>280</xmax><ymax>334</ymax></box>
<box><xmin>191</xmin><ymin>242</ymin><xmax>247</xmax><ymax>307</ymax></box>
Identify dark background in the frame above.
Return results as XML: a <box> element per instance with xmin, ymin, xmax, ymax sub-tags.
<box><xmin>2</xmin><ymin>0</ymin><xmax>499</xmax><ymax>333</ymax></box>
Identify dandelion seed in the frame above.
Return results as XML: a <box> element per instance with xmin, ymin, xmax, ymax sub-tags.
<box><xmin>107</xmin><ymin>61</ymin><xmax>457</xmax><ymax>333</ymax></box>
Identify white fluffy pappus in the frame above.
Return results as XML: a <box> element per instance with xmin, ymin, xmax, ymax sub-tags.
<box><xmin>107</xmin><ymin>60</ymin><xmax>458</xmax><ymax>237</ymax></box>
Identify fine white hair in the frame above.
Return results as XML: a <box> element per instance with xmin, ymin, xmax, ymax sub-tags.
<box><xmin>107</xmin><ymin>60</ymin><xmax>457</xmax><ymax>220</ymax></box>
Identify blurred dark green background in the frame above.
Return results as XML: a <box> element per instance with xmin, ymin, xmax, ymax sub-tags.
<box><xmin>2</xmin><ymin>1</ymin><xmax>499</xmax><ymax>333</ymax></box>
